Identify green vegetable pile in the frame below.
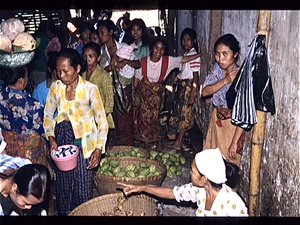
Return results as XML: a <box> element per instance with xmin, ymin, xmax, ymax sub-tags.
<box><xmin>150</xmin><ymin>150</ymin><xmax>186</xmax><ymax>179</ymax></box>
<box><xmin>98</xmin><ymin>158</ymin><xmax>162</xmax><ymax>178</ymax></box>
<box><xmin>105</xmin><ymin>147</ymin><xmax>145</xmax><ymax>158</ymax></box>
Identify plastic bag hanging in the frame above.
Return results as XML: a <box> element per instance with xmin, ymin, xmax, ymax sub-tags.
<box><xmin>251</xmin><ymin>35</ymin><xmax>275</xmax><ymax>115</ymax></box>
<box><xmin>226</xmin><ymin>35</ymin><xmax>275</xmax><ymax>131</ymax></box>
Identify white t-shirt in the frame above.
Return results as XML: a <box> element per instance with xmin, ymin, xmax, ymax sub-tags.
<box><xmin>135</xmin><ymin>56</ymin><xmax>182</xmax><ymax>83</ymax></box>
<box><xmin>173</xmin><ymin>182</ymin><xmax>248</xmax><ymax>217</ymax></box>
<box><xmin>178</xmin><ymin>48</ymin><xmax>200</xmax><ymax>80</ymax></box>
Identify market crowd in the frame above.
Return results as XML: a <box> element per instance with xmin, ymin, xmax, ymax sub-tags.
<box><xmin>0</xmin><ymin>11</ymin><xmax>248</xmax><ymax>217</ymax></box>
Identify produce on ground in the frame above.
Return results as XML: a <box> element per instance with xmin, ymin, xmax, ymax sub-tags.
<box><xmin>149</xmin><ymin>150</ymin><xmax>186</xmax><ymax>179</ymax></box>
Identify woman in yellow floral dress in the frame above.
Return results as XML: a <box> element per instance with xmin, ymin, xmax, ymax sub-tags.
<box><xmin>43</xmin><ymin>48</ymin><xmax>108</xmax><ymax>215</ymax></box>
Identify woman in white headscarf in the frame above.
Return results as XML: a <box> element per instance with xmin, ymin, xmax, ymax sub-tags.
<box><xmin>117</xmin><ymin>148</ymin><xmax>248</xmax><ymax>217</ymax></box>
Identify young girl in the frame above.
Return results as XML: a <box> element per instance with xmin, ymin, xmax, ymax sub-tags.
<box><xmin>133</xmin><ymin>37</ymin><xmax>204</xmax><ymax>151</ymax></box>
<box><xmin>89</xmin><ymin>29</ymin><xmax>102</xmax><ymax>48</ymax></box>
<box><xmin>33</xmin><ymin>51</ymin><xmax>60</xmax><ymax>109</ymax></box>
<box><xmin>166</xmin><ymin>28</ymin><xmax>204</xmax><ymax>151</ymax></box>
<box><xmin>97</xmin><ymin>19</ymin><xmax>141</xmax><ymax>74</ymax></box>
<box><xmin>82</xmin><ymin>42</ymin><xmax>115</xmax><ymax>130</ymax></box>
<box><xmin>76</xmin><ymin>21</ymin><xmax>94</xmax><ymax>55</ymax></box>
<box><xmin>128</xmin><ymin>18</ymin><xmax>152</xmax><ymax>60</ymax></box>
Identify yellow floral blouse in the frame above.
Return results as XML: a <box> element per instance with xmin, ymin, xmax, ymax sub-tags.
<box><xmin>43</xmin><ymin>76</ymin><xmax>108</xmax><ymax>159</ymax></box>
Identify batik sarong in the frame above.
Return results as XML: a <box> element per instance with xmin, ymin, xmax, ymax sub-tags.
<box><xmin>113</xmin><ymin>85</ymin><xmax>134</xmax><ymax>146</ymax></box>
<box><xmin>167</xmin><ymin>79</ymin><xmax>195</xmax><ymax>140</ymax></box>
<box><xmin>134</xmin><ymin>78</ymin><xmax>164</xmax><ymax>143</ymax></box>
<box><xmin>2</xmin><ymin>130</ymin><xmax>52</xmax><ymax>175</ymax></box>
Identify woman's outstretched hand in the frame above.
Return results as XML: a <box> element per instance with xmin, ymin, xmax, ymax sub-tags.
<box><xmin>117</xmin><ymin>182</ymin><xmax>143</xmax><ymax>196</ymax></box>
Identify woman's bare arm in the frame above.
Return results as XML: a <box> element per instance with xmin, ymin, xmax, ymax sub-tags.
<box><xmin>117</xmin><ymin>182</ymin><xmax>175</xmax><ymax>199</ymax></box>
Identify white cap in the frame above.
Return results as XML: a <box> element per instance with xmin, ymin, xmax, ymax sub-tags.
<box><xmin>195</xmin><ymin>148</ymin><xmax>227</xmax><ymax>184</ymax></box>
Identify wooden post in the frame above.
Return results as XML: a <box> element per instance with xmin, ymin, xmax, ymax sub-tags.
<box><xmin>249</xmin><ymin>10</ymin><xmax>271</xmax><ymax>217</ymax></box>
<box><xmin>166</xmin><ymin>10</ymin><xmax>176</xmax><ymax>56</ymax></box>
<box><xmin>60</xmin><ymin>10</ymin><xmax>69</xmax><ymax>48</ymax></box>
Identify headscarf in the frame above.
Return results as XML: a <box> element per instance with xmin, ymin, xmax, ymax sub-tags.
<box><xmin>195</xmin><ymin>148</ymin><xmax>227</xmax><ymax>184</ymax></box>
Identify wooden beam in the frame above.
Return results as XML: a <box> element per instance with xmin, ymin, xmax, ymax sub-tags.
<box><xmin>249</xmin><ymin>10</ymin><xmax>271</xmax><ymax>217</ymax></box>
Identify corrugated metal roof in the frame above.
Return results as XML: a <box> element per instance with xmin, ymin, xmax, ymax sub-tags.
<box><xmin>13</xmin><ymin>10</ymin><xmax>62</xmax><ymax>34</ymax></box>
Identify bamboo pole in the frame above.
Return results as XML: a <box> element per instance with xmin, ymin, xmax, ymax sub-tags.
<box><xmin>249</xmin><ymin>10</ymin><xmax>271</xmax><ymax>217</ymax></box>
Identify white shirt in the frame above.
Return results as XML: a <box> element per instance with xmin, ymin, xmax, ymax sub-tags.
<box><xmin>135</xmin><ymin>56</ymin><xmax>182</xmax><ymax>82</ymax></box>
<box><xmin>173</xmin><ymin>182</ymin><xmax>248</xmax><ymax>217</ymax></box>
<box><xmin>118</xmin><ymin>45</ymin><xmax>138</xmax><ymax>81</ymax></box>
<box><xmin>178</xmin><ymin>48</ymin><xmax>200</xmax><ymax>80</ymax></box>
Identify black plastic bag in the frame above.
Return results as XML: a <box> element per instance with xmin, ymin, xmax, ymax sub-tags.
<box><xmin>226</xmin><ymin>35</ymin><xmax>275</xmax><ymax>131</ymax></box>
<box><xmin>252</xmin><ymin>35</ymin><xmax>275</xmax><ymax>115</ymax></box>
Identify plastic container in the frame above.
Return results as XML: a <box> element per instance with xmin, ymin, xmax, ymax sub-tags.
<box><xmin>51</xmin><ymin>145</ymin><xmax>79</xmax><ymax>171</ymax></box>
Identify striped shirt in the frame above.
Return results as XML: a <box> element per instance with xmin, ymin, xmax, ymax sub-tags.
<box><xmin>0</xmin><ymin>153</ymin><xmax>31</xmax><ymax>174</ymax></box>
<box><xmin>0</xmin><ymin>154</ymin><xmax>31</xmax><ymax>216</ymax></box>
<box><xmin>178</xmin><ymin>48</ymin><xmax>201</xmax><ymax>80</ymax></box>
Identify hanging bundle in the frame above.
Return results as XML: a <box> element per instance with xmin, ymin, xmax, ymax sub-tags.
<box><xmin>112</xmin><ymin>68</ymin><xmax>131</xmax><ymax>115</ymax></box>
<box><xmin>226</xmin><ymin>35</ymin><xmax>275</xmax><ymax>131</ymax></box>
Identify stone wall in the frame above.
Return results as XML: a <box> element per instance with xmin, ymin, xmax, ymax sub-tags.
<box><xmin>176</xmin><ymin>10</ymin><xmax>300</xmax><ymax>216</ymax></box>
<box><xmin>258</xmin><ymin>10</ymin><xmax>300</xmax><ymax>217</ymax></box>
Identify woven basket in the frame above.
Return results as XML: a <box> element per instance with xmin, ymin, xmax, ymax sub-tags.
<box><xmin>69</xmin><ymin>192</ymin><xmax>158</xmax><ymax>216</ymax></box>
<box><xmin>94</xmin><ymin>157</ymin><xmax>166</xmax><ymax>195</ymax></box>
<box><xmin>107</xmin><ymin>145</ymin><xmax>150</xmax><ymax>158</ymax></box>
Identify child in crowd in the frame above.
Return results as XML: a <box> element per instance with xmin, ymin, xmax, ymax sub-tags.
<box><xmin>89</xmin><ymin>29</ymin><xmax>102</xmax><ymax>48</ymax></box>
<box><xmin>76</xmin><ymin>21</ymin><xmax>94</xmax><ymax>55</ymax></box>
<box><xmin>166</xmin><ymin>28</ymin><xmax>204</xmax><ymax>151</ymax></box>
<box><xmin>133</xmin><ymin>37</ymin><xmax>204</xmax><ymax>151</ymax></box>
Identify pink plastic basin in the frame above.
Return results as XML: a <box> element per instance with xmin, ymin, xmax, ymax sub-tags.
<box><xmin>51</xmin><ymin>145</ymin><xmax>79</xmax><ymax>171</ymax></box>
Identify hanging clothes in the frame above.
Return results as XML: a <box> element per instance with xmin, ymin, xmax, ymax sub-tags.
<box><xmin>226</xmin><ymin>35</ymin><xmax>275</xmax><ymax>131</ymax></box>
